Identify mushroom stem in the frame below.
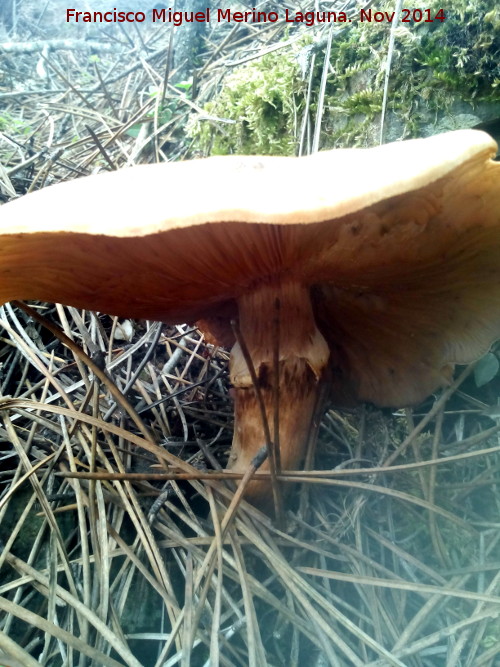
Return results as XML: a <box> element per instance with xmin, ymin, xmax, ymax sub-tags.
<box><xmin>228</xmin><ymin>281</ymin><xmax>330</xmax><ymax>503</ymax></box>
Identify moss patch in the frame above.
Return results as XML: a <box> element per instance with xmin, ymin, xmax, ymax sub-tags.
<box><xmin>193</xmin><ymin>0</ymin><xmax>499</xmax><ymax>154</ymax></box>
<box><xmin>190</xmin><ymin>49</ymin><xmax>304</xmax><ymax>155</ymax></box>
<box><xmin>323</xmin><ymin>0</ymin><xmax>500</xmax><ymax>147</ymax></box>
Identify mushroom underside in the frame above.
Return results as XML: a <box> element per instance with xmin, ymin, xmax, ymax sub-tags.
<box><xmin>1</xmin><ymin>130</ymin><xmax>500</xmax><ymax>504</ymax></box>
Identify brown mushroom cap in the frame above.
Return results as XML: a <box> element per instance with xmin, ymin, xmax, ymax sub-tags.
<box><xmin>1</xmin><ymin>129</ymin><xmax>500</xmax><ymax>408</ymax></box>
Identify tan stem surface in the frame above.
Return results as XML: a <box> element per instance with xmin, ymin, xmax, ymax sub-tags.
<box><xmin>228</xmin><ymin>281</ymin><xmax>329</xmax><ymax>504</ymax></box>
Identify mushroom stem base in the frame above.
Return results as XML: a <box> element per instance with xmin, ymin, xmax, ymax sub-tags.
<box><xmin>228</xmin><ymin>281</ymin><xmax>329</xmax><ymax>505</ymax></box>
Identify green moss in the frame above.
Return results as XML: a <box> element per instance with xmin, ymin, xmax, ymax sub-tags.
<box><xmin>342</xmin><ymin>89</ymin><xmax>383</xmax><ymax>114</ymax></box>
<box><xmin>191</xmin><ymin>0</ymin><xmax>499</xmax><ymax>155</ymax></box>
<box><xmin>190</xmin><ymin>50</ymin><xmax>304</xmax><ymax>155</ymax></box>
<box><xmin>321</xmin><ymin>0</ymin><xmax>500</xmax><ymax>147</ymax></box>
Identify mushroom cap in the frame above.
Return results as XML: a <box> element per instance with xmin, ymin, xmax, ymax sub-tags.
<box><xmin>1</xmin><ymin>129</ymin><xmax>500</xmax><ymax>407</ymax></box>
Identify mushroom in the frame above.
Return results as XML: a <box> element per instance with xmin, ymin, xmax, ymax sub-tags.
<box><xmin>1</xmin><ymin>129</ymin><xmax>500</xmax><ymax>504</ymax></box>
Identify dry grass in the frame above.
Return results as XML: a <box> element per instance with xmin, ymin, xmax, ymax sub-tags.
<box><xmin>1</xmin><ymin>2</ymin><xmax>500</xmax><ymax>666</ymax></box>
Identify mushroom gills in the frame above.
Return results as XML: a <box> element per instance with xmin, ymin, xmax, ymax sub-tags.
<box><xmin>228</xmin><ymin>280</ymin><xmax>330</xmax><ymax>502</ymax></box>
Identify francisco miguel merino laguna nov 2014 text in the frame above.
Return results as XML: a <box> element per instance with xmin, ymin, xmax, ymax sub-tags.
<box><xmin>66</xmin><ymin>7</ymin><xmax>447</xmax><ymax>25</ymax></box>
